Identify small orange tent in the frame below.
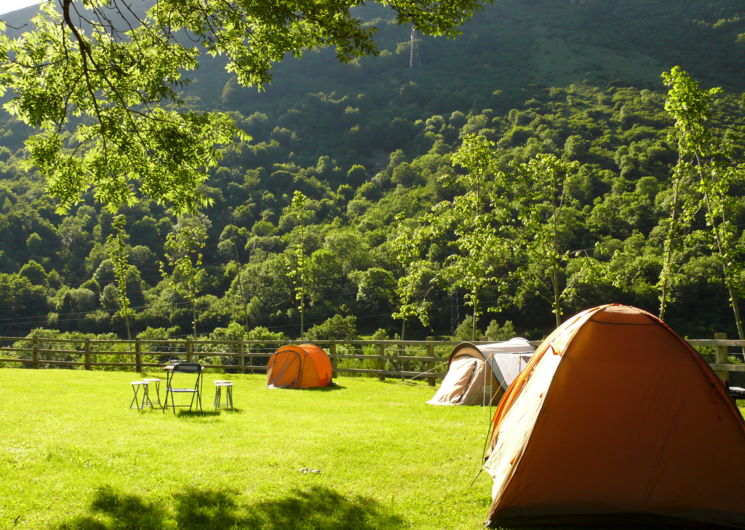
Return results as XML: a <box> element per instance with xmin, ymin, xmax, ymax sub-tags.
<box><xmin>266</xmin><ymin>343</ymin><xmax>333</xmax><ymax>389</ymax></box>
<box><xmin>484</xmin><ymin>304</ymin><xmax>745</xmax><ymax>528</ymax></box>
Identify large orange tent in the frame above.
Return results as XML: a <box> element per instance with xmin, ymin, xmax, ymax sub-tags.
<box><xmin>266</xmin><ymin>343</ymin><xmax>333</xmax><ymax>389</ymax></box>
<box><xmin>484</xmin><ymin>304</ymin><xmax>745</xmax><ymax>528</ymax></box>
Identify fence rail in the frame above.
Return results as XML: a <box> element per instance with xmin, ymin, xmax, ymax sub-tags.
<box><xmin>0</xmin><ymin>336</ymin><xmax>743</xmax><ymax>385</ymax></box>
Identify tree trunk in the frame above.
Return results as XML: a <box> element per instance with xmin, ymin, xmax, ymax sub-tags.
<box><xmin>192</xmin><ymin>301</ymin><xmax>197</xmax><ymax>338</ymax></box>
<box><xmin>659</xmin><ymin>171</ymin><xmax>683</xmax><ymax>321</ymax></box>
<box><xmin>727</xmin><ymin>288</ymin><xmax>745</xmax><ymax>354</ymax></box>
<box><xmin>300</xmin><ymin>302</ymin><xmax>305</xmax><ymax>339</ymax></box>
<box><xmin>699</xmin><ymin>180</ymin><xmax>745</xmax><ymax>351</ymax></box>
<box><xmin>552</xmin><ymin>268</ymin><xmax>561</xmax><ymax>327</ymax></box>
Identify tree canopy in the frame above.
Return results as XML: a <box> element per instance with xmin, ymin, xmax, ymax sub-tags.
<box><xmin>0</xmin><ymin>0</ymin><xmax>487</xmax><ymax>214</ymax></box>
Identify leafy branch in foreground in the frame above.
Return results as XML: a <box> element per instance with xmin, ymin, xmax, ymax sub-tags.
<box><xmin>1</xmin><ymin>3</ymin><xmax>241</xmax><ymax>214</ymax></box>
<box><xmin>0</xmin><ymin>0</ymin><xmax>488</xmax><ymax>214</ymax></box>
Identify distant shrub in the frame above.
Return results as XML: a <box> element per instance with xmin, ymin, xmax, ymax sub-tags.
<box><xmin>484</xmin><ymin>320</ymin><xmax>518</xmax><ymax>341</ymax></box>
<box><xmin>247</xmin><ymin>326</ymin><xmax>286</xmax><ymax>342</ymax></box>
<box><xmin>136</xmin><ymin>326</ymin><xmax>182</xmax><ymax>362</ymax></box>
<box><xmin>137</xmin><ymin>326</ymin><xmax>180</xmax><ymax>341</ymax></box>
<box><xmin>245</xmin><ymin>326</ymin><xmax>287</xmax><ymax>367</ymax></box>
<box><xmin>209</xmin><ymin>322</ymin><xmax>247</xmax><ymax>344</ymax></box>
<box><xmin>450</xmin><ymin>316</ymin><xmax>482</xmax><ymax>342</ymax></box>
<box><xmin>13</xmin><ymin>328</ymin><xmax>123</xmax><ymax>370</ymax></box>
<box><xmin>305</xmin><ymin>314</ymin><xmax>358</xmax><ymax>341</ymax></box>
<box><xmin>372</xmin><ymin>328</ymin><xmax>389</xmax><ymax>340</ymax></box>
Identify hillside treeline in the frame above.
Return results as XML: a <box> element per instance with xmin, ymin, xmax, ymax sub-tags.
<box><xmin>0</xmin><ymin>78</ymin><xmax>743</xmax><ymax>342</ymax></box>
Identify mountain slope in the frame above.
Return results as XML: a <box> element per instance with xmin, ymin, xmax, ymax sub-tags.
<box><xmin>0</xmin><ymin>1</ymin><xmax>743</xmax><ymax>340</ymax></box>
<box><xmin>198</xmin><ymin>0</ymin><xmax>745</xmax><ymax>116</ymax></box>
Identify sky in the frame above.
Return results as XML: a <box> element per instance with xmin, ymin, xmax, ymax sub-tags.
<box><xmin>0</xmin><ymin>0</ymin><xmax>41</xmax><ymax>16</ymax></box>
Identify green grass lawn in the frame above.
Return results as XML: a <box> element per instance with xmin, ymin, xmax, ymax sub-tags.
<box><xmin>2</xmin><ymin>369</ymin><xmax>744</xmax><ymax>530</ymax></box>
<box><xmin>0</xmin><ymin>369</ymin><xmax>496</xmax><ymax>529</ymax></box>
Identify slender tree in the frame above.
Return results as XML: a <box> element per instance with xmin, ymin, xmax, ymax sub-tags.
<box><xmin>391</xmin><ymin>216</ymin><xmax>438</xmax><ymax>340</ymax></box>
<box><xmin>160</xmin><ymin>222</ymin><xmax>207</xmax><ymax>338</ymax></box>
<box><xmin>106</xmin><ymin>214</ymin><xmax>134</xmax><ymax>339</ymax></box>
<box><xmin>513</xmin><ymin>154</ymin><xmax>582</xmax><ymax>327</ymax></box>
<box><xmin>288</xmin><ymin>191</ymin><xmax>309</xmax><ymax>338</ymax></box>
<box><xmin>448</xmin><ymin>134</ymin><xmax>509</xmax><ymax>339</ymax></box>
<box><xmin>661</xmin><ymin>66</ymin><xmax>745</xmax><ymax>342</ymax></box>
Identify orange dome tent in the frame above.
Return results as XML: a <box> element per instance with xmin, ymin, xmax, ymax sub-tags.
<box><xmin>267</xmin><ymin>343</ymin><xmax>333</xmax><ymax>389</ymax></box>
<box><xmin>484</xmin><ymin>304</ymin><xmax>745</xmax><ymax>528</ymax></box>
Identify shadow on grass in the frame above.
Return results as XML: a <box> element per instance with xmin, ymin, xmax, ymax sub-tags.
<box><xmin>379</xmin><ymin>379</ymin><xmax>429</xmax><ymax>386</ymax></box>
<box><xmin>55</xmin><ymin>485</ymin><xmax>166</xmax><ymax>529</ymax></box>
<box><xmin>175</xmin><ymin>409</ymin><xmax>222</xmax><ymax>418</ymax></box>
<box><xmin>56</xmin><ymin>484</ymin><xmax>405</xmax><ymax>529</ymax></box>
<box><xmin>137</xmin><ymin>407</ymin><xmax>242</xmax><ymax>418</ymax></box>
<box><xmin>268</xmin><ymin>383</ymin><xmax>346</xmax><ymax>392</ymax></box>
<box><xmin>304</xmin><ymin>382</ymin><xmax>346</xmax><ymax>392</ymax></box>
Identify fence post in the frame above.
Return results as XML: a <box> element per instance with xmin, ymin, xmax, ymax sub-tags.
<box><xmin>135</xmin><ymin>338</ymin><xmax>142</xmax><ymax>373</ymax></box>
<box><xmin>377</xmin><ymin>343</ymin><xmax>386</xmax><ymax>381</ymax></box>
<box><xmin>714</xmin><ymin>332</ymin><xmax>729</xmax><ymax>382</ymax></box>
<box><xmin>238</xmin><ymin>341</ymin><xmax>245</xmax><ymax>374</ymax></box>
<box><xmin>186</xmin><ymin>338</ymin><xmax>193</xmax><ymax>363</ymax></box>
<box><xmin>84</xmin><ymin>338</ymin><xmax>92</xmax><ymax>370</ymax></box>
<box><xmin>426</xmin><ymin>339</ymin><xmax>436</xmax><ymax>386</ymax></box>
<box><xmin>329</xmin><ymin>341</ymin><xmax>338</xmax><ymax>379</ymax></box>
<box><xmin>32</xmin><ymin>337</ymin><xmax>40</xmax><ymax>369</ymax></box>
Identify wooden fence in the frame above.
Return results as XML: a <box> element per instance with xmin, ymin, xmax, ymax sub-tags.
<box><xmin>0</xmin><ymin>336</ymin><xmax>743</xmax><ymax>385</ymax></box>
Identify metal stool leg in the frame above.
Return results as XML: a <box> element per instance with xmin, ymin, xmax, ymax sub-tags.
<box><xmin>214</xmin><ymin>385</ymin><xmax>222</xmax><ymax>408</ymax></box>
<box><xmin>130</xmin><ymin>381</ymin><xmax>152</xmax><ymax>410</ymax></box>
<box><xmin>142</xmin><ymin>384</ymin><xmax>153</xmax><ymax>408</ymax></box>
<box><xmin>130</xmin><ymin>383</ymin><xmax>142</xmax><ymax>409</ymax></box>
<box><xmin>143</xmin><ymin>378</ymin><xmax>162</xmax><ymax>407</ymax></box>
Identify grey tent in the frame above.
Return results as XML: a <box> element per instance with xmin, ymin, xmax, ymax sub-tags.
<box><xmin>428</xmin><ymin>338</ymin><xmax>535</xmax><ymax>406</ymax></box>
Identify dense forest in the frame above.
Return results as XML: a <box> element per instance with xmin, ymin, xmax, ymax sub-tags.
<box><xmin>0</xmin><ymin>0</ymin><xmax>744</xmax><ymax>343</ymax></box>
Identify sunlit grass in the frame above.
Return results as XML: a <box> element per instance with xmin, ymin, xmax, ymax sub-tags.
<box><xmin>0</xmin><ymin>368</ymin><xmax>495</xmax><ymax>529</ymax></box>
<box><xmin>3</xmin><ymin>368</ymin><xmax>743</xmax><ymax>529</ymax></box>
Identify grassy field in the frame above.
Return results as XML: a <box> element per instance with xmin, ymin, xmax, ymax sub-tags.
<box><xmin>0</xmin><ymin>368</ymin><xmax>496</xmax><ymax>529</ymax></box>
<box><xmin>2</xmin><ymin>369</ymin><xmax>744</xmax><ymax>530</ymax></box>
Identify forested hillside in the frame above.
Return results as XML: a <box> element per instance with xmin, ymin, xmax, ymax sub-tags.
<box><xmin>0</xmin><ymin>0</ymin><xmax>743</xmax><ymax>342</ymax></box>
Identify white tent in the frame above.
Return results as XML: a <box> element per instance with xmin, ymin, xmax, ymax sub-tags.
<box><xmin>427</xmin><ymin>338</ymin><xmax>535</xmax><ymax>406</ymax></box>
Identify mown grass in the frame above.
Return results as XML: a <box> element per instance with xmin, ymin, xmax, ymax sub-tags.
<box><xmin>3</xmin><ymin>369</ymin><xmax>743</xmax><ymax>530</ymax></box>
<box><xmin>0</xmin><ymin>368</ymin><xmax>496</xmax><ymax>529</ymax></box>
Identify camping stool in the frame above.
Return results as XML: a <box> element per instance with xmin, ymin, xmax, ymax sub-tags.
<box><xmin>129</xmin><ymin>381</ymin><xmax>153</xmax><ymax>410</ymax></box>
<box><xmin>143</xmin><ymin>378</ymin><xmax>162</xmax><ymax>407</ymax></box>
<box><xmin>213</xmin><ymin>380</ymin><xmax>234</xmax><ymax>410</ymax></box>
